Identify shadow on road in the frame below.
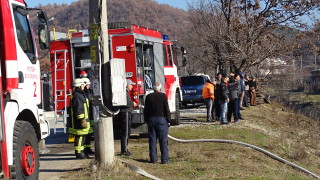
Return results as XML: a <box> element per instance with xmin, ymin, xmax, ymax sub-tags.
<box><xmin>40</xmin><ymin>168</ymin><xmax>83</xmax><ymax>173</ymax></box>
<box><xmin>46</xmin><ymin>128</ymin><xmax>69</xmax><ymax>145</ymax></box>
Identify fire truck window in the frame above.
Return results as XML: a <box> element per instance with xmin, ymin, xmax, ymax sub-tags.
<box><xmin>13</xmin><ymin>8</ymin><xmax>35</xmax><ymax>60</ymax></box>
<box><xmin>167</xmin><ymin>45</ymin><xmax>173</xmax><ymax>67</ymax></box>
<box><xmin>136</xmin><ymin>43</ymin><xmax>143</xmax><ymax>67</ymax></box>
<box><xmin>163</xmin><ymin>45</ymin><xmax>172</xmax><ymax>66</ymax></box>
<box><xmin>143</xmin><ymin>45</ymin><xmax>154</xmax><ymax>68</ymax></box>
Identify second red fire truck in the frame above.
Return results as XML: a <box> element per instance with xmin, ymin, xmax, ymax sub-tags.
<box><xmin>50</xmin><ymin>22</ymin><xmax>185</xmax><ymax>135</ymax></box>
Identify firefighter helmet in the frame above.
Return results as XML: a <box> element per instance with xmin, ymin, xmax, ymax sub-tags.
<box><xmin>79</xmin><ymin>70</ymin><xmax>87</xmax><ymax>78</ymax></box>
<box><xmin>82</xmin><ymin>78</ymin><xmax>91</xmax><ymax>85</ymax></box>
<box><xmin>73</xmin><ymin>78</ymin><xmax>85</xmax><ymax>87</ymax></box>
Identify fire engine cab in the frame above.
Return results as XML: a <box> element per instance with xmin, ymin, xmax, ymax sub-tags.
<box><xmin>0</xmin><ymin>0</ymin><xmax>50</xmax><ymax>179</ymax></box>
<box><xmin>50</xmin><ymin>22</ymin><xmax>184</xmax><ymax>135</ymax></box>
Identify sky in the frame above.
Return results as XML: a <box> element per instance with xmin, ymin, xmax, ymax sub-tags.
<box><xmin>26</xmin><ymin>0</ymin><xmax>189</xmax><ymax>10</ymax></box>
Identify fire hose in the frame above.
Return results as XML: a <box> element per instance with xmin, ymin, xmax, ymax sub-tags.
<box><xmin>121</xmin><ymin>135</ymin><xmax>320</xmax><ymax>179</ymax></box>
<box><xmin>168</xmin><ymin>135</ymin><xmax>320</xmax><ymax>179</ymax></box>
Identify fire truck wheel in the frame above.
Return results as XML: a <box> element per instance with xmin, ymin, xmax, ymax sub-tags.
<box><xmin>172</xmin><ymin>92</ymin><xmax>181</xmax><ymax>125</ymax></box>
<box><xmin>10</xmin><ymin>121</ymin><xmax>39</xmax><ymax>180</ymax></box>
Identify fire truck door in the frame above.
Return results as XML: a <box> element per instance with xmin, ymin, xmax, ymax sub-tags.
<box><xmin>0</xmin><ymin>75</ymin><xmax>8</xmax><ymax>176</ymax></box>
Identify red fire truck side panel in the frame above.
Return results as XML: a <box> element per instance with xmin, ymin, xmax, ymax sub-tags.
<box><xmin>0</xmin><ymin>1</ymin><xmax>16</xmax><ymax>176</ymax></box>
<box><xmin>0</xmin><ymin>0</ymin><xmax>19</xmax><ymax>92</ymax></box>
<box><xmin>50</xmin><ymin>40</ymin><xmax>73</xmax><ymax>112</ymax></box>
<box><xmin>110</xmin><ymin>35</ymin><xmax>137</xmax><ymax>90</ymax></box>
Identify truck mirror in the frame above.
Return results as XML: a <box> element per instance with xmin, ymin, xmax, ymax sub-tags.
<box><xmin>38</xmin><ymin>24</ymin><xmax>49</xmax><ymax>50</ymax></box>
<box><xmin>180</xmin><ymin>47</ymin><xmax>186</xmax><ymax>55</ymax></box>
<box><xmin>182</xmin><ymin>55</ymin><xmax>187</xmax><ymax>67</ymax></box>
<box><xmin>37</xmin><ymin>10</ymin><xmax>48</xmax><ymax>24</ymax></box>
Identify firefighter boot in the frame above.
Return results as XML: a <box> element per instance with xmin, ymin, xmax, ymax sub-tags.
<box><xmin>84</xmin><ymin>147</ymin><xmax>94</xmax><ymax>155</ymax></box>
<box><xmin>75</xmin><ymin>151</ymin><xmax>87</xmax><ymax>159</ymax></box>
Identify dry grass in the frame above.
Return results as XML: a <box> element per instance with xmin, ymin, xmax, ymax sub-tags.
<box><xmin>71</xmin><ymin>103</ymin><xmax>320</xmax><ymax>179</ymax></box>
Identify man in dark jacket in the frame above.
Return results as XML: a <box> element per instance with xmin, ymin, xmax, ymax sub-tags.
<box><xmin>69</xmin><ymin>78</ymin><xmax>90</xmax><ymax>159</ymax></box>
<box><xmin>119</xmin><ymin>79</ymin><xmax>137</xmax><ymax>156</ymax></box>
<box><xmin>227</xmin><ymin>74</ymin><xmax>240</xmax><ymax>123</ymax></box>
<box><xmin>218</xmin><ymin>76</ymin><xmax>229</xmax><ymax>124</ymax></box>
<box><xmin>144</xmin><ymin>82</ymin><xmax>171</xmax><ymax>164</ymax></box>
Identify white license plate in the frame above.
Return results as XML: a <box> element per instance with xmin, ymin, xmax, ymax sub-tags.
<box><xmin>186</xmin><ymin>90</ymin><xmax>196</xmax><ymax>93</ymax></box>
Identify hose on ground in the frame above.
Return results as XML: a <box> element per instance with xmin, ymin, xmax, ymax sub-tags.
<box><xmin>119</xmin><ymin>159</ymin><xmax>162</xmax><ymax>180</ymax></box>
<box><xmin>168</xmin><ymin>135</ymin><xmax>320</xmax><ymax>179</ymax></box>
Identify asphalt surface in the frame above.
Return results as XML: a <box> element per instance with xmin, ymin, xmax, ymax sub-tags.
<box><xmin>39</xmin><ymin>112</ymin><xmax>91</xmax><ymax>180</ymax></box>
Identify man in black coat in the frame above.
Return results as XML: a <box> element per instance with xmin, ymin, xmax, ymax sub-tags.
<box><xmin>144</xmin><ymin>82</ymin><xmax>171</xmax><ymax>164</ymax></box>
<box><xmin>119</xmin><ymin>79</ymin><xmax>137</xmax><ymax>156</ymax></box>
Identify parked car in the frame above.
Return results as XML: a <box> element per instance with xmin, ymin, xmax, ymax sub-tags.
<box><xmin>180</xmin><ymin>74</ymin><xmax>211</xmax><ymax>107</ymax></box>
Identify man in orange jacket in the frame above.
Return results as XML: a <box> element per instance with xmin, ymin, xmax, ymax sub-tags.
<box><xmin>202</xmin><ymin>79</ymin><xmax>215</xmax><ymax>122</ymax></box>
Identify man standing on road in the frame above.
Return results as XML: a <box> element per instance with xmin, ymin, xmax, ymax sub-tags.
<box><xmin>119</xmin><ymin>79</ymin><xmax>137</xmax><ymax>156</ymax></box>
<box><xmin>202</xmin><ymin>79</ymin><xmax>215</xmax><ymax>122</ymax></box>
<box><xmin>144</xmin><ymin>82</ymin><xmax>171</xmax><ymax>164</ymax></box>
<box><xmin>69</xmin><ymin>78</ymin><xmax>90</xmax><ymax>159</ymax></box>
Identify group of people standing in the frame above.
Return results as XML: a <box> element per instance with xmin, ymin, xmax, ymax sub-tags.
<box><xmin>68</xmin><ymin>72</ymin><xmax>170</xmax><ymax>164</ymax></box>
<box><xmin>202</xmin><ymin>72</ymin><xmax>257</xmax><ymax>124</ymax></box>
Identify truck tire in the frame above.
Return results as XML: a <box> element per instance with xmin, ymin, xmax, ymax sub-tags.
<box><xmin>171</xmin><ymin>92</ymin><xmax>181</xmax><ymax>125</ymax></box>
<box><xmin>10</xmin><ymin>121</ymin><xmax>39</xmax><ymax>180</ymax></box>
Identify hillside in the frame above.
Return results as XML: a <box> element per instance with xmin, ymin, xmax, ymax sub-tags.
<box><xmin>32</xmin><ymin>0</ymin><xmax>189</xmax><ymax>71</ymax></box>
<box><xmin>33</xmin><ymin>0</ymin><xmax>189</xmax><ymax>40</ymax></box>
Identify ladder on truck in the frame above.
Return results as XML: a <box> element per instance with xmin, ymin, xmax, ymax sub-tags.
<box><xmin>53</xmin><ymin>49</ymin><xmax>68</xmax><ymax>134</ymax></box>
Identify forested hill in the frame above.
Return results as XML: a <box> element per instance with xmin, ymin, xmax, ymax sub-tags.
<box><xmin>34</xmin><ymin>0</ymin><xmax>189</xmax><ymax>41</ymax></box>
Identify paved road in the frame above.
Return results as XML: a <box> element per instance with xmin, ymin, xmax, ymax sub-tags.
<box><xmin>39</xmin><ymin>112</ymin><xmax>91</xmax><ymax>180</ymax></box>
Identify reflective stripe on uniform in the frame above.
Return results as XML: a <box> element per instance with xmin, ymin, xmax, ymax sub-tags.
<box><xmin>69</xmin><ymin>122</ymin><xmax>90</xmax><ymax>135</ymax></box>
<box><xmin>75</xmin><ymin>136</ymin><xmax>84</xmax><ymax>153</ymax></box>
<box><xmin>77</xmin><ymin>114</ymin><xmax>85</xmax><ymax>119</ymax></box>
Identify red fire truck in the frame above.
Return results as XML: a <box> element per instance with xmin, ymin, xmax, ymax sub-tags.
<box><xmin>0</xmin><ymin>0</ymin><xmax>50</xmax><ymax>179</ymax></box>
<box><xmin>50</xmin><ymin>23</ymin><xmax>184</xmax><ymax>135</ymax></box>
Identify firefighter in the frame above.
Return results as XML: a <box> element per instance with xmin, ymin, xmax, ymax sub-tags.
<box><xmin>69</xmin><ymin>78</ymin><xmax>90</xmax><ymax>159</ymax></box>
<box><xmin>82</xmin><ymin>77</ymin><xmax>94</xmax><ymax>155</ymax></box>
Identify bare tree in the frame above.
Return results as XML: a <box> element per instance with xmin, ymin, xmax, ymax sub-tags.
<box><xmin>187</xmin><ymin>0</ymin><xmax>320</xmax><ymax>74</ymax></box>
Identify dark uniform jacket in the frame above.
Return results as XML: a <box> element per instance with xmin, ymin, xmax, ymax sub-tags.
<box><xmin>84</xmin><ymin>89</ymin><xmax>94</xmax><ymax>120</ymax></box>
<box><xmin>144</xmin><ymin>91</ymin><xmax>171</xmax><ymax>123</ymax></box>
<box><xmin>69</xmin><ymin>88</ymin><xmax>89</xmax><ymax>135</ymax></box>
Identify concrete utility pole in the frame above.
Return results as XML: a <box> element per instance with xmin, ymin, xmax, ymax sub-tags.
<box><xmin>89</xmin><ymin>0</ymin><xmax>114</xmax><ymax>164</ymax></box>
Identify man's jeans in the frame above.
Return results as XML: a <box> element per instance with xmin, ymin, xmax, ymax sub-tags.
<box><xmin>220</xmin><ymin>102</ymin><xmax>228</xmax><ymax>123</ymax></box>
<box><xmin>147</xmin><ymin>117</ymin><xmax>169</xmax><ymax>163</ymax></box>
<box><xmin>204</xmin><ymin>98</ymin><xmax>214</xmax><ymax>122</ymax></box>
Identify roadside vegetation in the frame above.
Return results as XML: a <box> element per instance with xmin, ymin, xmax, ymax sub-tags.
<box><xmin>68</xmin><ymin>102</ymin><xmax>320</xmax><ymax>180</ymax></box>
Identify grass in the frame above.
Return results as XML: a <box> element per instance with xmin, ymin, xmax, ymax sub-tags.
<box><xmin>70</xmin><ymin>103</ymin><xmax>320</xmax><ymax>180</ymax></box>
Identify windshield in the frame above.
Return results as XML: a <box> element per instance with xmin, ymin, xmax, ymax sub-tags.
<box><xmin>181</xmin><ymin>76</ymin><xmax>206</xmax><ymax>86</ymax></box>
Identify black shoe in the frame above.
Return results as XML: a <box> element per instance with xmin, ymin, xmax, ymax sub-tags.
<box><xmin>149</xmin><ymin>161</ymin><xmax>156</xmax><ymax>164</ymax></box>
<box><xmin>84</xmin><ymin>148</ymin><xmax>95</xmax><ymax>154</ymax></box>
<box><xmin>76</xmin><ymin>153</ymin><xmax>87</xmax><ymax>159</ymax></box>
<box><xmin>161</xmin><ymin>161</ymin><xmax>169</xmax><ymax>164</ymax></box>
<box><xmin>120</xmin><ymin>151</ymin><xmax>133</xmax><ymax>156</ymax></box>
<box><xmin>221</xmin><ymin>122</ymin><xmax>228</xmax><ymax>125</ymax></box>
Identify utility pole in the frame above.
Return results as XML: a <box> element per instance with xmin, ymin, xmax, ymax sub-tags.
<box><xmin>89</xmin><ymin>0</ymin><xmax>114</xmax><ymax>164</ymax></box>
